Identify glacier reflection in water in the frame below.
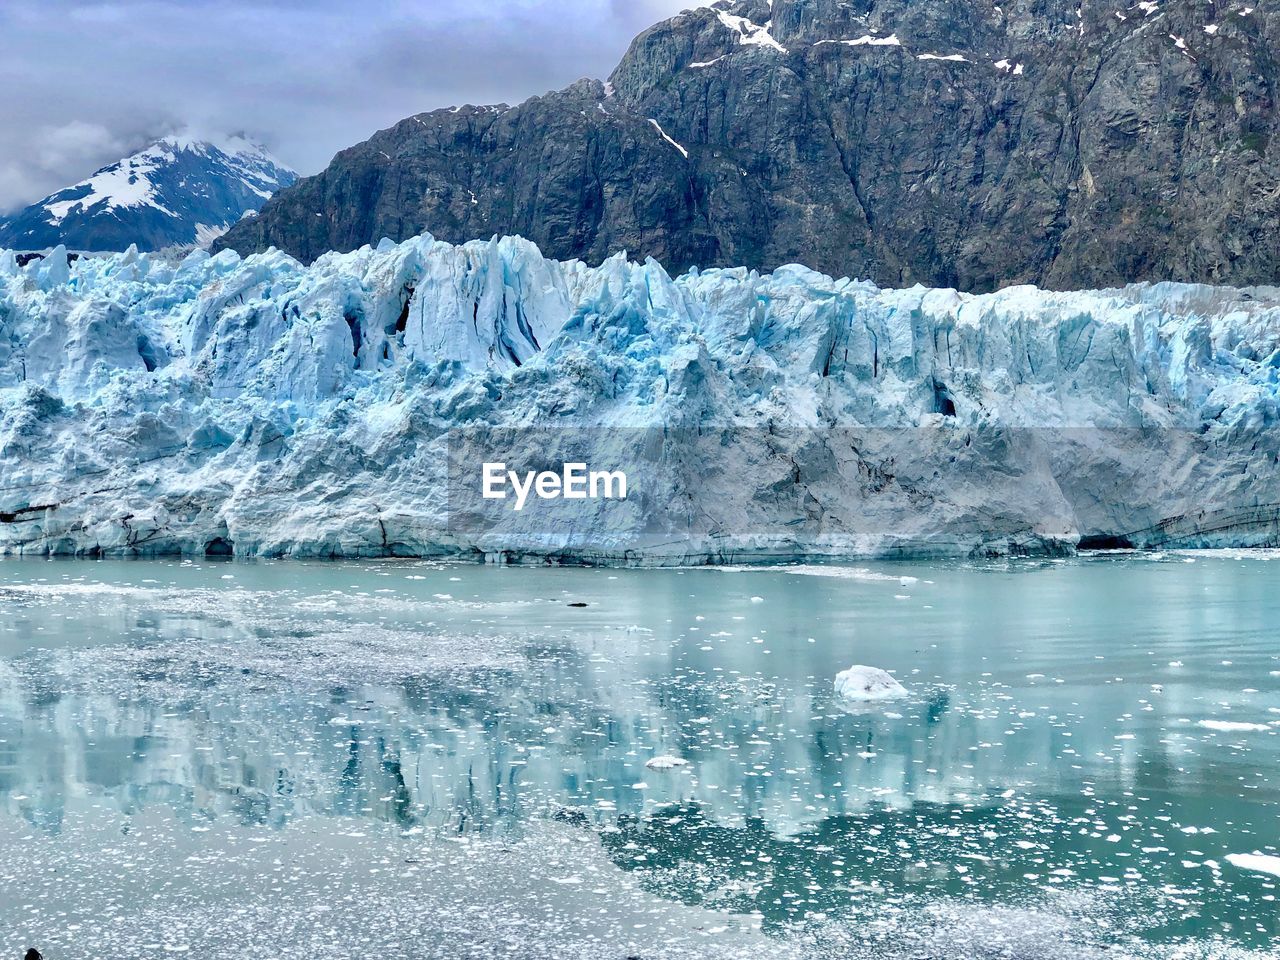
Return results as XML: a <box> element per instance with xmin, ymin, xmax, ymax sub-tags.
<box><xmin>0</xmin><ymin>555</ymin><xmax>1278</xmax><ymax>958</ymax></box>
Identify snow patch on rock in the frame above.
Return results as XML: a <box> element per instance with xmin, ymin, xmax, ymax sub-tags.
<box><xmin>716</xmin><ymin>10</ymin><xmax>788</xmax><ymax>53</ymax></box>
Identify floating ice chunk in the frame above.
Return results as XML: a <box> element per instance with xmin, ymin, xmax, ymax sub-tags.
<box><xmin>1227</xmin><ymin>853</ymin><xmax>1280</xmax><ymax>877</ymax></box>
<box><xmin>750</xmin><ymin>595</ymin><xmax>765</xmax><ymax>603</ymax></box>
<box><xmin>1198</xmin><ymin>719</ymin><xmax>1271</xmax><ymax>732</ymax></box>
<box><xmin>835</xmin><ymin>665</ymin><xmax>909</xmax><ymax>701</ymax></box>
<box><xmin>720</xmin><ymin>565</ymin><xmax>911</xmax><ymax>583</ymax></box>
<box><xmin>645</xmin><ymin>755</ymin><xmax>690</xmax><ymax>770</ymax></box>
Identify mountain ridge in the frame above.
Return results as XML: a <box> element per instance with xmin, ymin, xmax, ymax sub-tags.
<box><xmin>1</xmin><ymin>134</ymin><xmax>297</xmax><ymax>253</ymax></box>
<box><xmin>217</xmin><ymin>0</ymin><xmax>1279</xmax><ymax>293</ymax></box>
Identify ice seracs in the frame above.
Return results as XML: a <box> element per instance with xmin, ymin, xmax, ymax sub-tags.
<box><xmin>1</xmin><ymin>231</ymin><xmax>1279</xmax><ymax>562</ymax></box>
<box><xmin>834</xmin><ymin>666</ymin><xmax>909</xmax><ymax>702</ymax></box>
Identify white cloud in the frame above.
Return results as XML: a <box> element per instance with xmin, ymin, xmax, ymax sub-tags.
<box><xmin>33</xmin><ymin>121</ymin><xmax>125</xmax><ymax>172</ymax></box>
<box><xmin>0</xmin><ymin>120</ymin><xmax>168</xmax><ymax>213</ymax></box>
<box><xmin>0</xmin><ymin>0</ymin><xmax>706</xmax><ymax>213</ymax></box>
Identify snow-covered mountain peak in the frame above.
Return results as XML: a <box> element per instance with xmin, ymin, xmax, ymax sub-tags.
<box><xmin>0</xmin><ymin>133</ymin><xmax>296</xmax><ymax>253</ymax></box>
<box><xmin>154</xmin><ymin>132</ymin><xmax>283</xmax><ymax>166</ymax></box>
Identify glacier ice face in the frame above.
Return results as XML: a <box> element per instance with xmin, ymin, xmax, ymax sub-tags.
<box><xmin>0</xmin><ymin>233</ymin><xmax>1278</xmax><ymax>562</ymax></box>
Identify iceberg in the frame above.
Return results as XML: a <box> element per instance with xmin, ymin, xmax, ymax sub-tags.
<box><xmin>644</xmin><ymin>755</ymin><xmax>691</xmax><ymax>770</ymax></box>
<box><xmin>1</xmin><ymin>233</ymin><xmax>1278</xmax><ymax>562</ymax></box>
<box><xmin>1226</xmin><ymin>853</ymin><xmax>1280</xmax><ymax>878</ymax></box>
<box><xmin>834</xmin><ymin>666</ymin><xmax>909</xmax><ymax>702</ymax></box>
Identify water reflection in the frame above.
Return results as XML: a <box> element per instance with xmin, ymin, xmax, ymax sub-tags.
<box><xmin>0</xmin><ymin>558</ymin><xmax>1278</xmax><ymax>953</ymax></box>
<box><xmin>602</xmin><ymin>786</ymin><xmax>1277</xmax><ymax>945</ymax></box>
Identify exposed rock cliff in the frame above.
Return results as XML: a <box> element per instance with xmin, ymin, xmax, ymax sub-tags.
<box><xmin>218</xmin><ymin>0</ymin><xmax>1279</xmax><ymax>292</ymax></box>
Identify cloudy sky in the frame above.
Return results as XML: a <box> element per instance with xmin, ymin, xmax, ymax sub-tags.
<box><xmin>0</xmin><ymin>0</ymin><xmax>704</xmax><ymax>214</ymax></box>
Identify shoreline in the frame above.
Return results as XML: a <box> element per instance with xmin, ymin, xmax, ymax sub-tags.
<box><xmin>3</xmin><ymin>542</ymin><xmax>1279</xmax><ymax>567</ymax></box>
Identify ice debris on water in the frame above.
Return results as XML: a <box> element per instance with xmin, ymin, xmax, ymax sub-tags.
<box><xmin>1197</xmin><ymin>719</ymin><xmax>1272</xmax><ymax>733</ymax></box>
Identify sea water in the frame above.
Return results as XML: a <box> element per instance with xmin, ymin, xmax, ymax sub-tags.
<box><xmin>0</xmin><ymin>554</ymin><xmax>1277</xmax><ymax>958</ymax></box>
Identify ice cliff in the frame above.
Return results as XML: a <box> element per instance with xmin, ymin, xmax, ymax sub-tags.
<box><xmin>1</xmin><ymin>235</ymin><xmax>1278</xmax><ymax>562</ymax></box>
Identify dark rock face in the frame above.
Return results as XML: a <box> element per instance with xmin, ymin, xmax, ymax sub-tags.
<box><xmin>217</xmin><ymin>0</ymin><xmax>1280</xmax><ymax>292</ymax></box>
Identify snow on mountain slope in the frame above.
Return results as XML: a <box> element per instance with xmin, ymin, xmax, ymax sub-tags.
<box><xmin>0</xmin><ymin>135</ymin><xmax>296</xmax><ymax>254</ymax></box>
<box><xmin>0</xmin><ymin>234</ymin><xmax>1277</xmax><ymax>562</ymax></box>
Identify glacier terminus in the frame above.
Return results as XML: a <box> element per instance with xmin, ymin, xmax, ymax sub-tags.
<box><xmin>0</xmin><ymin>233</ymin><xmax>1277</xmax><ymax>563</ymax></box>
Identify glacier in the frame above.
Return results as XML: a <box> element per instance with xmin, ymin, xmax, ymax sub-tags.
<box><xmin>0</xmin><ymin>233</ymin><xmax>1278</xmax><ymax>562</ymax></box>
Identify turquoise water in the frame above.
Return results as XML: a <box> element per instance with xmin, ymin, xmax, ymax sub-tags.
<box><xmin>0</xmin><ymin>554</ymin><xmax>1277</xmax><ymax>958</ymax></box>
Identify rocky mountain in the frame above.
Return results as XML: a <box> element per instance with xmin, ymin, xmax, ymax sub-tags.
<box><xmin>1</xmin><ymin>236</ymin><xmax>1276</xmax><ymax>560</ymax></box>
<box><xmin>216</xmin><ymin>0</ymin><xmax>1279</xmax><ymax>293</ymax></box>
<box><xmin>0</xmin><ymin>135</ymin><xmax>296</xmax><ymax>253</ymax></box>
